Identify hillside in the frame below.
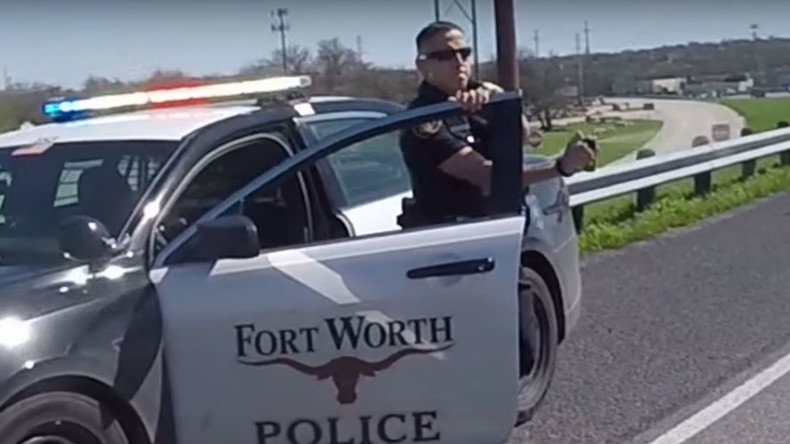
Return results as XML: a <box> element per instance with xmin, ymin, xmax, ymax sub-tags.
<box><xmin>2</xmin><ymin>37</ymin><xmax>790</xmax><ymax>131</ymax></box>
<box><xmin>543</xmin><ymin>37</ymin><xmax>790</xmax><ymax>96</ymax></box>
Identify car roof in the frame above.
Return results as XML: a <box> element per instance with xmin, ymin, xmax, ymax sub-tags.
<box><xmin>0</xmin><ymin>93</ymin><xmax>395</xmax><ymax>150</ymax></box>
<box><xmin>0</xmin><ymin>104</ymin><xmax>260</xmax><ymax>149</ymax></box>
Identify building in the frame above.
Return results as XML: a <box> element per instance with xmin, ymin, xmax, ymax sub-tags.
<box><xmin>612</xmin><ymin>76</ymin><xmax>685</xmax><ymax>95</ymax></box>
<box><xmin>684</xmin><ymin>74</ymin><xmax>754</xmax><ymax>97</ymax></box>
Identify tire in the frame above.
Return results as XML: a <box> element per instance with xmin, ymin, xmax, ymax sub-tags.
<box><xmin>515</xmin><ymin>266</ymin><xmax>559</xmax><ymax>425</ymax></box>
<box><xmin>0</xmin><ymin>391</ymin><xmax>129</xmax><ymax>444</ymax></box>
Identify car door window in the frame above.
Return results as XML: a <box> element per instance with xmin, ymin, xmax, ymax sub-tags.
<box><xmin>154</xmin><ymin>136</ymin><xmax>309</xmax><ymax>258</ymax></box>
<box><xmin>0</xmin><ymin>164</ymin><xmax>9</xmax><ymax>225</ymax></box>
<box><xmin>308</xmin><ymin>118</ymin><xmax>412</xmax><ymax>208</ymax></box>
<box><xmin>156</xmin><ymin>119</ymin><xmax>518</xmax><ymax>267</ymax></box>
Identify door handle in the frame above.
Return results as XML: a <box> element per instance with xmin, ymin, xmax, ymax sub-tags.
<box><xmin>407</xmin><ymin>257</ymin><xmax>495</xmax><ymax>279</ymax></box>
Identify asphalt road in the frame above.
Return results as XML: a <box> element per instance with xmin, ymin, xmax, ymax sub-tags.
<box><xmin>604</xmin><ymin>98</ymin><xmax>745</xmax><ymax>166</ymax></box>
<box><xmin>508</xmin><ymin>189</ymin><xmax>790</xmax><ymax>443</ymax></box>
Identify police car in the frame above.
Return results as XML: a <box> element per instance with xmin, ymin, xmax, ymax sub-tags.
<box><xmin>0</xmin><ymin>75</ymin><xmax>581</xmax><ymax>443</ymax></box>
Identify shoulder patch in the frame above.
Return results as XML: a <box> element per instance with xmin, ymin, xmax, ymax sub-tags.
<box><xmin>412</xmin><ymin>120</ymin><xmax>443</xmax><ymax>138</ymax></box>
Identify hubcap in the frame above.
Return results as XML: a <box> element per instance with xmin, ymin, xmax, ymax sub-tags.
<box><xmin>20</xmin><ymin>421</ymin><xmax>102</xmax><ymax>444</ymax></box>
<box><xmin>21</xmin><ymin>437</ymin><xmax>77</xmax><ymax>444</ymax></box>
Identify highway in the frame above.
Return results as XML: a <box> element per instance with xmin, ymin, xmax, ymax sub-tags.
<box><xmin>508</xmin><ymin>189</ymin><xmax>790</xmax><ymax>443</ymax></box>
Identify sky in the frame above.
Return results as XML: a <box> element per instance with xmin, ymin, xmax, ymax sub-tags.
<box><xmin>2</xmin><ymin>0</ymin><xmax>790</xmax><ymax>90</ymax></box>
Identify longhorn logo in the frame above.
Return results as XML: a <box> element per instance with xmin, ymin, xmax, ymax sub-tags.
<box><xmin>238</xmin><ymin>344</ymin><xmax>453</xmax><ymax>404</ymax></box>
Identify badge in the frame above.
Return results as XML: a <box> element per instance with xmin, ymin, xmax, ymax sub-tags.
<box><xmin>412</xmin><ymin>120</ymin><xmax>443</xmax><ymax>138</ymax></box>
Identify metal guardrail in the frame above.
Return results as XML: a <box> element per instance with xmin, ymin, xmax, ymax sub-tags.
<box><xmin>565</xmin><ymin>126</ymin><xmax>790</xmax><ymax>207</ymax></box>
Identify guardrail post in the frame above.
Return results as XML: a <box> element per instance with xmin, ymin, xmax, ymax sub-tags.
<box><xmin>636</xmin><ymin>149</ymin><xmax>656</xmax><ymax>211</ymax></box>
<box><xmin>740</xmin><ymin>128</ymin><xmax>757</xmax><ymax>179</ymax></box>
<box><xmin>778</xmin><ymin>122</ymin><xmax>790</xmax><ymax>166</ymax></box>
<box><xmin>691</xmin><ymin>135</ymin><xmax>712</xmax><ymax>196</ymax></box>
<box><xmin>571</xmin><ymin>155</ymin><xmax>598</xmax><ymax>233</ymax></box>
<box><xmin>572</xmin><ymin>205</ymin><xmax>584</xmax><ymax>233</ymax></box>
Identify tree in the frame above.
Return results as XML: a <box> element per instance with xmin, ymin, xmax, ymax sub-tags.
<box><xmin>83</xmin><ymin>76</ymin><xmax>125</xmax><ymax>94</ymax></box>
<box><xmin>315</xmin><ymin>38</ymin><xmax>366</xmax><ymax>92</ymax></box>
<box><xmin>276</xmin><ymin>45</ymin><xmax>314</xmax><ymax>74</ymax></box>
<box><xmin>144</xmin><ymin>69</ymin><xmax>190</xmax><ymax>86</ymax></box>
<box><xmin>520</xmin><ymin>57</ymin><xmax>568</xmax><ymax>131</ymax></box>
<box><xmin>242</xmin><ymin>45</ymin><xmax>315</xmax><ymax>75</ymax></box>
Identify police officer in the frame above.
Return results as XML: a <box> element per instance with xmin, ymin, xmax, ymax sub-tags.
<box><xmin>399</xmin><ymin>21</ymin><xmax>596</xmax><ymax>227</ymax></box>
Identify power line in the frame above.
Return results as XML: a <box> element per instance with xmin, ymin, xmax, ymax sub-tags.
<box><xmin>432</xmin><ymin>0</ymin><xmax>480</xmax><ymax>78</ymax></box>
<box><xmin>271</xmin><ymin>8</ymin><xmax>290</xmax><ymax>73</ymax></box>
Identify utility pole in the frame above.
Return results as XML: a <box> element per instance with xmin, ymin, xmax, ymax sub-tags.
<box><xmin>494</xmin><ymin>0</ymin><xmax>518</xmax><ymax>91</ymax></box>
<box><xmin>750</xmin><ymin>24</ymin><xmax>765</xmax><ymax>86</ymax></box>
<box><xmin>434</xmin><ymin>0</ymin><xmax>441</xmax><ymax>20</ymax></box>
<box><xmin>470</xmin><ymin>0</ymin><xmax>479</xmax><ymax>78</ymax></box>
<box><xmin>576</xmin><ymin>32</ymin><xmax>584</xmax><ymax>104</ymax></box>
<box><xmin>356</xmin><ymin>36</ymin><xmax>364</xmax><ymax>60</ymax></box>
<box><xmin>584</xmin><ymin>20</ymin><xmax>591</xmax><ymax>55</ymax></box>
<box><xmin>271</xmin><ymin>8</ymin><xmax>290</xmax><ymax>74</ymax></box>
<box><xmin>2</xmin><ymin>67</ymin><xmax>8</xmax><ymax>91</ymax></box>
<box><xmin>533</xmin><ymin>30</ymin><xmax>540</xmax><ymax>58</ymax></box>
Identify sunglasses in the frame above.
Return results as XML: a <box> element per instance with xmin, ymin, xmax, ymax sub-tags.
<box><xmin>419</xmin><ymin>47</ymin><xmax>473</xmax><ymax>62</ymax></box>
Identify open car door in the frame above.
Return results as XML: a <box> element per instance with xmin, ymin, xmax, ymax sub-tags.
<box><xmin>150</xmin><ymin>92</ymin><xmax>529</xmax><ymax>444</ymax></box>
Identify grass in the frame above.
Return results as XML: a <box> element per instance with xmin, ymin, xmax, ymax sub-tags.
<box><xmin>529</xmin><ymin>120</ymin><xmax>662</xmax><ymax>167</ymax></box>
<box><xmin>719</xmin><ymin>97</ymin><xmax>790</xmax><ymax>132</ymax></box>
<box><xmin>577</xmin><ymin>156</ymin><xmax>790</xmax><ymax>255</ymax></box>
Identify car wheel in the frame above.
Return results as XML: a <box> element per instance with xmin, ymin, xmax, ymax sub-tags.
<box><xmin>515</xmin><ymin>266</ymin><xmax>559</xmax><ymax>425</ymax></box>
<box><xmin>0</xmin><ymin>391</ymin><xmax>129</xmax><ymax>444</ymax></box>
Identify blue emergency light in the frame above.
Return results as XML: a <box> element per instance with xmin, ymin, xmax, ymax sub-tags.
<box><xmin>43</xmin><ymin>98</ymin><xmax>89</xmax><ymax>122</ymax></box>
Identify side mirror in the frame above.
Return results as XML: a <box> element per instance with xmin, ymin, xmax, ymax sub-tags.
<box><xmin>57</xmin><ymin>215</ymin><xmax>115</xmax><ymax>261</ymax></box>
<box><xmin>190</xmin><ymin>215</ymin><xmax>260</xmax><ymax>261</ymax></box>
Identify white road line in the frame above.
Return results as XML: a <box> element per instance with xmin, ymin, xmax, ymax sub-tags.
<box><xmin>648</xmin><ymin>350</ymin><xmax>790</xmax><ymax>444</ymax></box>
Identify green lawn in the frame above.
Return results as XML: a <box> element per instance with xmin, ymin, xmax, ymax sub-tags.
<box><xmin>528</xmin><ymin>120</ymin><xmax>662</xmax><ymax>167</ymax></box>
<box><xmin>719</xmin><ymin>97</ymin><xmax>790</xmax><ymax>133</ymax></box>
<box><xmin>578</xmin><ymin>159</ymin><xmax>790</xmax><ymax>254</ymax></box>
<box><xmin>580</xmin><ymin>153</ymin><xmax>783</xmax><ymax>224</ymax></box>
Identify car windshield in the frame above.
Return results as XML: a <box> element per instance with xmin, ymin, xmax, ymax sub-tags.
<box><xmin>0</xmin><ymin>140</ymin><xmax>178</xmax><ymax>266</ymax></box>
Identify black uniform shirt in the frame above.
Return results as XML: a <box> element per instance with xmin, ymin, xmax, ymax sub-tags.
<box><xmin>399</xmin><ymin>80</ymin><xmax>493</xmax><ymax>223</ymax></box>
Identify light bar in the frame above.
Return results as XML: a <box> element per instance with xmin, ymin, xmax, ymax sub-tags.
<box><xmin>43</xmin><ymin>75</ymin><xmax>312</xmax><ymax>117</ymax></box>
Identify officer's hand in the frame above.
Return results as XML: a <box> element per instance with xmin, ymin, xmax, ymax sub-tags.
<box><xmin>480</xmin><ymin>81</ymin><xmax>505</xmax><ymax>94</ymax></box>
<box><xmin>559</xmin><ymin>138</ymin><xmax>597</xmax><ymax>175</ymax></box>
<box><xmin>450</xmin><ymin>87</ymin><xmax>491</xmax><ymax>113</ymax></box>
